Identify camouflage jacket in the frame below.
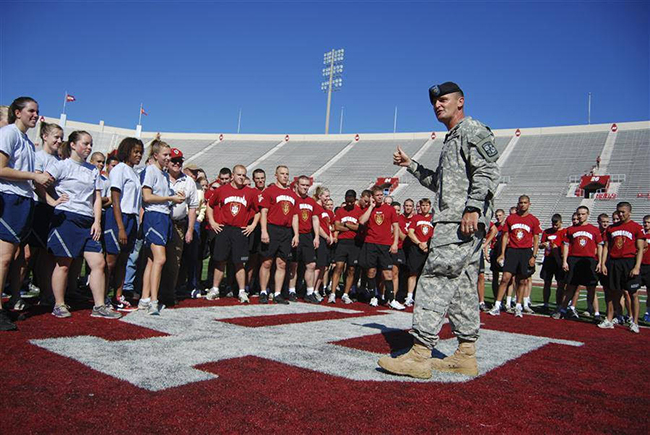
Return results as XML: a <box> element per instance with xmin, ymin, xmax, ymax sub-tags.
<box><xmin>407</xmin><ymin>117</ymin><xmax>500</xmax><ymax>243</ymax></box>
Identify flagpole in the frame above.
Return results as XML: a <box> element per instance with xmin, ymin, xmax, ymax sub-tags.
<box><xmin>393</xmin><ymin>106</ymin><xmax>398</xmax><ymax>133</ymax></box>
<box><xmin>138</xmin><ymin>103</ymin><xmax>143</xmax><ymax>126</ymax></box>
<box><xmin>237</xmin><ymin>108</ymin><xmax>242</xmax><ymax>134</ymax></box>
<box><xmin>62</xmin><ymin>90</ymin><xmax>68</xmax><ymax>115</ymax></box>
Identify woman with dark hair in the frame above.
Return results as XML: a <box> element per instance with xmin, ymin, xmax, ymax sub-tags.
<box><xmin>28</xmin><ymin>122</ymin><xmax>68</xmax><ymax>307</ymax></box>
<box><xmin>104</xmin><ymin>137</ymin><xmax>144</xmax><ymax>311</ymax></box>
<box><xmin>46</xmin><ymin>131</ymin><xmax>121</xmax><ymax>320</ymax></box>
<box><xmin>0</xmin><ymin>97</ymin><xmax>53</xmax><ymax>330</ymax></box>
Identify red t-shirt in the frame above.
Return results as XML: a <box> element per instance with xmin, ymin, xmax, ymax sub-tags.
<box><xmin>294</xmin><ymin>195</ymin><xmax>318</xmax><ymax>234</ymax></box>
<box><xmin>315</xmin><ymin>203</ymin><xmax>333</xmax><ymax>237</ymax></box>
<box><xmin>259</xmin><ymin>184</ymin><xmax>297</xmax><ymax>227</ymax></box>
<box><xmin>504</xmin><ymin>213</ymin><xmax>542</xmax><ymax>249</ymax></box>
<box><xmin>410</xmin><ymin>213</ymin><xmax>434</xmax><ymax>243</ymax></box>
<box><xmin>203</xmin><ymin>188</ymin><xmax>218</xmax><ymax>230</ymax></box>
<box><xmin>208</xmin><ymin>184</ymin><xmax>259</xmax><ymax>227</ymax></box>
<box><xmin>606</xmin><ymin>220</ymin><xmax>644</xmax><ymax>259</ymax></box>
<box><xmin>365</xmin><ymin>203</ymin><xmax>398</xmax><ymax>246</ymax></box>
<box><xmin>642</xmin><ymin>231</ymin><xmax>650</xmax><ymax>265</ymax></box>
<box><xmin>396</xmin><ymin>214</ymin><xmax>410</xmax><ymax>249</ymax></box>
<box><xmin>244</xmin><ymin>186</ymin><xmax>262</xmax><ymax>223</ymax></box>
<box><xmin>564</xmin><ymin>224</ymin><xmax>602</xmax><ymax>258</ymax></box>
<box><xmin>542</xmin><ymin>227</ymin><xmax>566</xmax><ymax>257</ymax></box>
<box><xmin>334</xmin><ymin>205</ymin><xmax>363</xmax><ymax>240</ymax></box>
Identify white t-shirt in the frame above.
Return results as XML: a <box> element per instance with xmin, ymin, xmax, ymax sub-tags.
<box><xmin>109</xmin><ymin>162</ymin><xmax>142</xmax><ymax>215</ymax></box>
<box><xmin>170</xmin><ymin>173</ymin><xmax>199</xmax><ymax>221</ymax></box>
<box><xmin>99</xmin><ymin>175</ymin><xmax>111</xmax><ymax>198</ymax></box>
<box><xmin>33</xmin><ymin>150</ymin><xmax>60</xmax><ymax>202</ymax></box>
<box><xmin>142</xmin><ymin>164</ymin><xmax>172</xmax><ymax>214</ymax></box>
<box><xmin>0</xmin><ymin>124</ymin><xmax>35</xmax><ymax>198</ymax></box>
<box><xmin>48</xmin><ymin>158</ymin><xmax>101</xmax><ymax>217</ymax></box>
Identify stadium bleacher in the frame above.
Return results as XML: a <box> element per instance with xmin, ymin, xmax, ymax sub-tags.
<box><xmin>32</xmin><ymin>117</ymin><xmax>649</xmax><ymax>223</ymax></box>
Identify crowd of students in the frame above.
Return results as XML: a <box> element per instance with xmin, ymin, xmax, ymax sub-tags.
<box><xmin>0</xmin><ymin>96</ymin><xmax>648</xmax><ymax>335</ymax></box>
<box><xmin>480</xmin><ymin>195</ymin><xmax>649</xmax><ymax>334</ymax></box>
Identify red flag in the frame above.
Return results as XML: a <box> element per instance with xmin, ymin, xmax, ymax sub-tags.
<box><xmin>140</xmin><ymin>107</ymin><xmax>148</xmax><ymax>116</ymax></box>
<box><xmin>66</xmin><ymin>94</ymin><xmax>76</xmax><ymax>102</ymax></box>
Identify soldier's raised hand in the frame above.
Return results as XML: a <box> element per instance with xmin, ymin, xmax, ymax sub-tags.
<box><xmin>393</xmin><ymin>146</ymin><xmax>412</xmax><ymax>167</ymax></box>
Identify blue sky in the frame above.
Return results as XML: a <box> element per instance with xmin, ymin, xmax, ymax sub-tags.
<box><xmin>1</xmin><ymin>1</ymin><xmax>648</xmax><ymax>134</ymax></box>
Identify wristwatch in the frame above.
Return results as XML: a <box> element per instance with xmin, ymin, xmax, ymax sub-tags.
<box><xmin>464</xmin><ymin>206</ymin><xmax>481</xmax><ymax>216</ymax></box>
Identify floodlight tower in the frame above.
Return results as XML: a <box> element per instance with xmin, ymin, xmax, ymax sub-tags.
<box><xmin>321</xmin><ymin>48</ymin><xmax>344</xmax><ymax>135</ymax></box>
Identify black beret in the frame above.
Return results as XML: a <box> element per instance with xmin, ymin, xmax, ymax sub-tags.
<box><xmin>429</xmin><ymin>82</ymin><xmax>463</xmax><ymax>105</ymax></box>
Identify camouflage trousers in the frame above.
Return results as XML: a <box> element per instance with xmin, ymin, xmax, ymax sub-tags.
<box><xmin>410</xmin><ymin>225</ymin><xmax>484</xmax><ymax>349</ymax></box>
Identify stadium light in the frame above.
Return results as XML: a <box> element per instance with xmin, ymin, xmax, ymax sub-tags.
<box><xmin>321</xmin><ymin>48</ymin><xmax>344</xmax><ymax>134</ymax></box>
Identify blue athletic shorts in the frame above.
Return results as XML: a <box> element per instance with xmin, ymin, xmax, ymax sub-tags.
<box><xmin>104</xmin><ymin>208</ymin><xmax>138</xmax><ymax>255</ymax></box>
<box><xmin>0</xmin><ymin>192</ymin><xmax>34</xmax><ymax>244</ymax></box>
<box><xmin>47</xmin><ymin>210</ymin><xmax>102</xmax><ymax>258</ymax></box>
<box><xmin>142</xmin><ymin>210</ymin><xmax>172</xmax><ymax>246</ymax></box>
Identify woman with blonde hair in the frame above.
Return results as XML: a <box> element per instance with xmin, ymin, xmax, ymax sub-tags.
<box><xmin>139</xmin><ymin>140</ymin><xmax>184</xmax><ymax>315</ymax></box>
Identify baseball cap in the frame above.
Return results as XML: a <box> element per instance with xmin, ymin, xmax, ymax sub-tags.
<box><xmin>170</xmin><ymin>148</ymin><xmax>184</xmax><ymax>160</ymax></box>
<box><xmin>429</xmin><ymin>82</ymin><xmax>463</xmax><ymax>105</ymax></box>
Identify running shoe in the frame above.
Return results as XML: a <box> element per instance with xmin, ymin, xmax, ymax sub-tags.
<box><xmin>479</xmin><ymin>302</ymin><xmax>489</xmax><ymax>312</ymax></box>
<box><xmin>238</xmin><ymin>291</ymin><xmax>250</xmax><ymax>304</ymax></box>
<box><xmin>304</xmin><ymin>293</ymin><xmax>319</xmax><ymax>304</ymax></box>
<box><xmin>327</xmin><ymin>293</ymin><xmax>336</xmax><ymax>304</ymax></box>
<box><xmin>273</xmin><ymin>294</ymin><xmax>290</xmax><ymax>305</ymax></box>
<box><xmin>404</xmin><ymin>296</ymin><xmax>414</xmax><ymax>307</ymax></box>
<box><xmin>629</xmin><ymin>322</ymin><xmax>640</xmax><ymax>334</ymax></box>
<box><xmin>598</xmin><ymin>319</ymin><xmax>614</xmax><ymax>329</ymax></box>
<box><xmin>148</xmin><ymin>301</ymin><xmax>161</xmax><ymax>316</ymax></box>
<box><xmin>389</xmin><ymin>299</ymin><xmax>406</xmax><ymax>311</ymax></box>
<box><xmin>369</xmin><ymin>297</ymin><xmax>379</xmax><ymax>307</ymax></box>
<box><xmin>523</xmin><ymin>305</ymin><xmax>535</xmax><ymax>314</ymax></box>
<box><xmin>288</xmin><ymin>292</ymin><xmax>298</xmax><ymax>302</ymax></box>
<box><xmin>52</xmin><ymin>304</ymin><xmax>72</xmax><ymax>318</ymax></box>
<box><xmin>341</xmin><ymin>294</ymin><xmax>353</xmax><ymax>305</ymax></box>
<box><xmin>206</xmin><ymin>288</ymin><xmax>220</xmax><ymax>301</ymax></box>
<box><xmin>114</xmin><ymin>295</ymin><xmax>136</xmax><ymax>312</ymax></box>
<box><xmin>488</xmin><ymin>306</ymin><xmax>500</xmax><ymax>316</ymax></box>
<box><xmin>91</xmin><ymin>305</ymin><xmax>122</xmax><ymax>319</ymax></box>
<box><xmin>259</xmin><ymin>292</ymin><xmax>269</xmax><ymax>304</ymax></box>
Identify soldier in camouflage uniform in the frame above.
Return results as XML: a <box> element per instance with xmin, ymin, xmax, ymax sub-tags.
<box><xmin>378</xmin><ymin>82</ymin><xmax>500</xmax><ymax>378</ymax></box>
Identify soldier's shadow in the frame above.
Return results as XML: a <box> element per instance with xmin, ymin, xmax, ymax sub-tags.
<box><xmin>359</xmin><ymin>322</ymin><xmax>448</xmax><ymax>359</ymax></box>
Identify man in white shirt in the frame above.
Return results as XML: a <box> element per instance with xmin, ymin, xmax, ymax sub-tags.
<box><xmin>159</xmin><ymin>148</ymin><xmax>198</xmax><ymax>306</ymax></box>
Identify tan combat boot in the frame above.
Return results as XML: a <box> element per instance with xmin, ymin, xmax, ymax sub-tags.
<box><xmin>430</xmin><ymin>342</ymin><xmax>478</xmax><ymax>376</ymax></box>
<box><xmin>377</xmin><ymin>342</ymin><xmax>433</xmax><ymax>379</ymax></box>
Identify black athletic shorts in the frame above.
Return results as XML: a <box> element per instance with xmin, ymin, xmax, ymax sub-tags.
<box><xmin>565</xmin><ymin>256</ymin><xmax>598</xmax><ymax>287</ymax></box>
<box><xmin>540</xmin><ymin>256</ymin><xmax>565</xmax><ymax>282</ymax></box>
<box><xmin>249</xmin><ymin>225</ymin><xmax>262</xmax><ymax>254</ymax></box>
<box><xmin>290</xmin><ymin>232</ymin><xmax>317</xmax><ymax>264</ymax></box>
<box><xmin>640</xmin><ymin>264</ymin><xmax>650</xmax><ymax>289</ymax></box>
<box><xmin>213</xmin><ymin>225</ymin><xmax>250</xmax><ymax>263</ymax></box>
<box><xmin>479</xmin><ymin>251</ymin><xmax>485</xmax><ymax>274</ymax></box>
<box><xmin>260</xmin><ymin>223</ymin><xmax>292</xmax><ymax>261</ymax></box>
<box><xmin>489</xmin><ymin>249</ymin><xmax>502</xmax><ymax>273</ymax></box>
<box><xmin>333</xmin><ymin>239</ymin><xmax>361</xmax><ymax>266</ymax></box>
<box><xmin>503</xmin><ymin>247</ymin><xmax>535</xmax><ymax>278</ymax></box>
<box><xmin>359</xmin><ymin>243</ymin><xmax>393</xmax><ymax>270</ymax></box>
<box><xmin>608</xmin><ymin>258</ymin><xmax>641</xmax><ymax>293</ymax></box>
<box><xmin>316</xmin><ymin>236</ymin><xmax>332</xmax><ymax>267</ymax></box>
<box><xmin>392</xmin><ymin>248</ymin><xmax>406</xmax><ymax>266</ymax></box>
<box><xmin>407</xmin><ymin>244</ymin><xmax>428</xmax><ymax>274</ymax></box>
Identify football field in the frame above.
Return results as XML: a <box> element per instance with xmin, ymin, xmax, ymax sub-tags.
<box><xmin>1</xmin><ymin>287</ymin><xmax>647</xmax><ymax>434</ymax></box>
